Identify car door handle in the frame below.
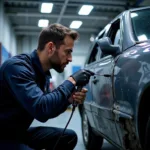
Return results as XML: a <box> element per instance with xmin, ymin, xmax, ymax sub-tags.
<box><xmin>92</xmin><ymin>76</ymin><xmax>98</xmax><ymax>84</ymax></box>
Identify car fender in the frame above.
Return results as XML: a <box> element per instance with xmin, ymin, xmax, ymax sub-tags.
<box><xmin>113</xmin><ymin>43</ymin><xmax>150</xmax><ymax>149</ymax></box>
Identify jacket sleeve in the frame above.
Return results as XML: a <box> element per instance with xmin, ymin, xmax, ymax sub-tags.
<box><xmin>4</xmin><ymin>62</ymin><xmax>75</xmax><ymax>122</ymax></box>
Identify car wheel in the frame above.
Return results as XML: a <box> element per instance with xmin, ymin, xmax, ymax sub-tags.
<box><xmin>81</xmin><ymin>107</ymin><xmax>103</xmax><ymax>150</ymax></box>
<box><xmin>144</xmin><ymin>117</ymin><xmax>150</xmax><ymax>150</ymax></box>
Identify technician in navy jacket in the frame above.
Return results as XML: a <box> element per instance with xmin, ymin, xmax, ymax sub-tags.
<box><xmin>0</xmin><ymin>23</ymin><xmax>91</xmax><ymax>150</ymax></box>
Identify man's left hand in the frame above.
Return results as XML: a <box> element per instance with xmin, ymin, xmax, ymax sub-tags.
<box><xmin>69</xmin><ymin>88</ymin><xmax>88</xmax><ymax>104</ymax></box>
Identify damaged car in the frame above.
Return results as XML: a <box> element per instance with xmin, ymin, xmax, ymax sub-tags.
<box><xmin>78</xmin><ymin>6</ymin><xmax>150</xmax><ymax>150</ymax></box>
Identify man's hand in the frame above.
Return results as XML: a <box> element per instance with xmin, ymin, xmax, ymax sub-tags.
<box><xmin>68</xmin><ymin>88</ymin><xmax>88</xmax><ymax>104</ymax></box>
<box><xmin>69</xmin><ymin>69</ymin><xmax>94</xmax><ymax>86</ymax></box>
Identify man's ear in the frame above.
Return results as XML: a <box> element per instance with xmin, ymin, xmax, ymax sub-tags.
<box><xmin>47</xmin><ymin>42</ymin><xmax>56</xmax><ymax>55</ymax></box>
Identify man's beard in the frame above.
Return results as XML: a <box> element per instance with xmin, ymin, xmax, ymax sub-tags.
<box><xmin>53</xmin><ymin>63</ymin><xmax>64</xmax><ymax>73</ymax></box>
<box><xmin>50</xmin><ymin>50</ymin><xmax>64</xmax><ymax>73</ymax></box>
<box><xmin>50</xmin><ymin>60</ymin><xmax>64</xmax><ymax>73</ymax></box>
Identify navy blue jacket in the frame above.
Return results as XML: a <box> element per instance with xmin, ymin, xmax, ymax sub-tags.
<box><xmin>0</xmin><ymin>50</ymin><xmax>75</xmax><ymax>132</ymax></box>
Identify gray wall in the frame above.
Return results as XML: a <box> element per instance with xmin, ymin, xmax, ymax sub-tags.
<box><xmin>17</xmin><ymin>33</ymin><xmax>92</xmax><ymax>56</ymax></box>
<box><xmin>0</xmin><ymin>0</ymin><xmax>17</xmax><ymax>56</ymax></box>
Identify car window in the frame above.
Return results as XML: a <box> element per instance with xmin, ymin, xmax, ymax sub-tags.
<box><xmin>99</xmin><ymin>20</ymin><xmax>120</xmax><ymax>59</ymax></box>
<box><xmin>131</xmin><ymin>8</ymin><xmax>150</xmax><ymax>41</ymax></box>
<box><xmin>107</xmin><ymin>20</ymin><xmax>120</xmax><ymax>45</ymax></box>
<box><xmin>87</xmin><ymin>43</ymin><xmax>100</xmax><ymax>64</ymax></box>
<box><xmin>114</xmin><ymin>29</ymin><xmax>120</xmax><ymax>45</ymax></box>
<box><xmin>97</xmin><ymin>30</ymin><xmax>107</xmax><ymax>59</ymax></box>
<box><xmin>98</xmin><ymin>30</ymin><xmax>105</xmax><ymax>39</ymax></box>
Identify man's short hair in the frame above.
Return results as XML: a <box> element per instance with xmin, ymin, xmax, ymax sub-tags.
<box><xmin>37</xmin><ymin>23</ymin><xmax>79</xmax><ymax>50</ymax></box>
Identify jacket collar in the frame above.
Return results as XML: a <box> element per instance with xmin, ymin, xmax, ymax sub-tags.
<box><xmin>30</xmin><ymin>50</ymin><xmax>51</xmax><ymax>79</ymax></box>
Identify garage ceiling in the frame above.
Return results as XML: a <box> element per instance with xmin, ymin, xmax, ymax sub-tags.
<box><xmin>4</xmin><ymin>0</ymin><xmax>149</xmax><ymax>37</ymax></box>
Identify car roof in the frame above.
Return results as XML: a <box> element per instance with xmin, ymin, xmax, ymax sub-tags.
<box><xmin>96</xmin><ymin>6</ymin><xmax>150</xmax><ymax>39</ymax></box>
<box><xmin>129</xmin><ymin>6</ymin><xmax>150</xmax><ymax>12</ymax></box>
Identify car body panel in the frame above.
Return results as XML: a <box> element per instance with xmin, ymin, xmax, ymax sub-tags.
<box><xmin>90</xmin><ymin>55</ymin><xmax>121</xmax><ymax>146</ymax></box>
<box><xmin>113</xmin><ymin>43</ymin><xmax>150</xmax><ymax>149</ymax></box>
<box><xmin>81</xmin><ymin>6</ymin><xmax>150</xmax><ymax>150</ymax></box>
<box><xmin>84</xmin><ymin>63</ymin><xmax>96</xmax><ymax>129</ymax></box>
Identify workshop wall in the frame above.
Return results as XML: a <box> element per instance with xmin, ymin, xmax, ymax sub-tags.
<box><xmin>0</xmin><ymin>0</ymin><xmax>17</xmax><ymax>57</ymax></box>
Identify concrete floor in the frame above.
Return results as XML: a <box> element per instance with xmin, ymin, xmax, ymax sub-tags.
<box><xmin>31</xmin><ymin>108</ymin><xmax>119</xmax><ymax>150</ymax></box>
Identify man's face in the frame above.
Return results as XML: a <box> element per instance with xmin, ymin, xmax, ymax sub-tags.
<box><xmin>50</xmin><ymin>35</ymin><xmax>74</xmax><ymax>73</ymax></box>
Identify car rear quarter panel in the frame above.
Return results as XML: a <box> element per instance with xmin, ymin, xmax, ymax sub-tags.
<box><xmin>113</xmin><ymin>42</ymin><xmax>150</xmax><ymax>149</ymax></box>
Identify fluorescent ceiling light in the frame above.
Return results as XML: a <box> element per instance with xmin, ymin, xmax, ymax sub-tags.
<box><xmin>70</xmin><ymin>21</ymin><xmax>82</xmax><ymax>29</ymax></box>
<box><xmin>38</xmin><ymin>19</ymin><xmax>49</xmax><ymax>27</ymax></box>
<box><xmin>78</xmin><ymin>5</ymin><xmax>94</xmax><ymax>15</ymax></box>
<box><xmin>41</xmin><ymin>3</ymin><xmax>53</xmax><ymax>13</ymax></box>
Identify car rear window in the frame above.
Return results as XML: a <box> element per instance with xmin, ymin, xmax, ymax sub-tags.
<box><xmin>131</xmin><ymin>8</ymin><xmax>150</xmax><ymax>42</ymax></box>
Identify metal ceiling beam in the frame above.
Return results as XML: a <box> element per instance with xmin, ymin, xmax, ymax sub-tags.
<box><xmin>5</xmin><ymin>5</ymin><xmax>124</xmax><ymax>12</ymax></box>
<box><xmin>5</xmin><ymin>1</ymin><xmax>125</xmax><ymax>12</ymax></box>
<box><xmin>13</xmin><ymin>25</ymin><xmax>45</xmax><ymax>30</ymax></box>
<box><xmin>14</xmin><ymin>26</ymin><xmax>98</xmax><ymax>32</ymax></box>
<box><xmin>15</xmin><ymin>28</ymin><xmax>99</xmax><ymax>35</ymax></box>
<box><xmin>13</xmin><ymin>25</ymin><xmax>47</xmax><ymax>30</ymax></box>
<box><xmin>69</xmin><ymin>0</ymin><xmax>126</xmax><ymax>6</ymax></box>
<box><xmin>7</xmin><ymin>13</ymin><xmax>109</xmax><ymax>20</ymax></box>
<box><xmin>57</xmin><ymin>0</ymin><xmax>69</xmax><ymax>23</ymax></box>
<box><xmin>5</xmin><ymin>0</ymin><xmax>126</xmax><ymax>6</ymax></box>
<box><xmin>14</xmin><ymin>25</ymin><xmax>102</xmax><ymax>32</ymax></box>
<box><xmin>5</xmin><ymin>0</ymin><xmax>61</xmax><ymax>5</ymax></box>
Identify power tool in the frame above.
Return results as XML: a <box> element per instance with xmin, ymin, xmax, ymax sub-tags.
<box><xmin>53</xmin><ymin>70</ymin><xmax>112</xmax><ymax>149</ymax></box>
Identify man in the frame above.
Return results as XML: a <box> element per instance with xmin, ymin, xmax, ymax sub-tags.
<box><xmin>0</xmin><ymin>23</ymin><xmax>93</xmax><ymax>150</ymax></box>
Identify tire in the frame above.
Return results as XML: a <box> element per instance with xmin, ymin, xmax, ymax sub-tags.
<box><xmin>81</xmin><ymin>107</ymin><xmax>103</xmax><ymax>150</ymax></box>
<box><xmin>144</xmin><ymin>117</ymin><xmax>150</xmax><ymax>150</ymax></box>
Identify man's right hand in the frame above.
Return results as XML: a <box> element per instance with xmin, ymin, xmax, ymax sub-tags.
<box><xmin>68</xmin><ymin>69</ymin><xmax>94</xmax><ymax>86</ymax></box>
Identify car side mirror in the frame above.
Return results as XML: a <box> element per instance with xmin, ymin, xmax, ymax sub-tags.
<box><xmin>96</xmin><ymin>37</ymin><xmax>121</xmax><ymax>56</ymax></box>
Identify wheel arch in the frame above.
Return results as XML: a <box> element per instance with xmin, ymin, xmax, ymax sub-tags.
<box><xmin>137</xmin><ymin>85</ymin><xmax>150</xmax><ymax>148</ymax></box>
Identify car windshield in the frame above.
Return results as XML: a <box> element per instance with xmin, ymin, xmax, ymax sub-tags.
<box><xmin>131</xmin><ymin>8</ymin><xmax>150</xmax><ymax>42</ymax></box>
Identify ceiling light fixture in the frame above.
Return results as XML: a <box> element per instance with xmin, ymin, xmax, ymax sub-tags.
<box><xmin>40</xmin><ymin>3</ymin><xmax>53</xmax><ymax>13</ymax></box>
<box><xmin>78</xmin><ymin>5</ymin><xmax>94</xmax><ymax>15</ymax></box>
<box><xmin>69</xmin><ymin>21</ymin><xmax>82</xmax><ymax>29</ymax></box>
<box><xmin>38</xmin><ymin>19</ymin><xmax>49</xmax><ymax>27</ymax></box>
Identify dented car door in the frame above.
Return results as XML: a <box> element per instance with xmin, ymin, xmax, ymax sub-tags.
<box><xmin>90</xmin><ymin>55</ymin><xmax>121</xmax><ymax>146</ymax></box>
